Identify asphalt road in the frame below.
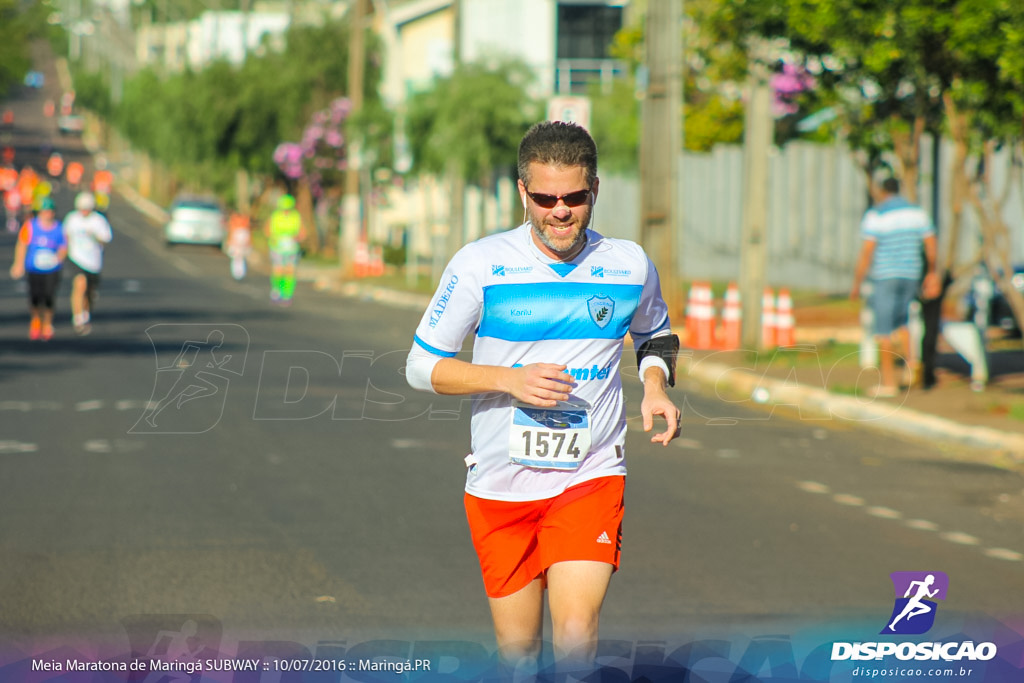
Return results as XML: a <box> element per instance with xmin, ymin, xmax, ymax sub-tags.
<box><xmin>1</xmin><ymin>50</ymin><xmax>1023</xmax><ymax>676</ymax></box>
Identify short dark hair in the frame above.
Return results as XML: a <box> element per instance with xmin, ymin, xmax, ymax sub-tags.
<box><xmin>881</xmin><ymin>177</ymin><xmax>900</xmax><ymax>194</ymax></box>
<box><xmin>517</xmin><ymin>121</ymin><xmax>598</xmax><ymax>188</ymax></box>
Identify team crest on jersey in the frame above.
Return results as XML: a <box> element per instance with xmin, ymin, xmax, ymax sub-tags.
<box><xmin>587</xmin><ymin>295</ymin><xmax>615</xmax><ymax>329</ymax></box>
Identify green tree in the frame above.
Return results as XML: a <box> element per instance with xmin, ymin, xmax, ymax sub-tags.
<box><xmin>0</xmin><ymin>0</ymin><xmax>51</xmax><ymax>97</ymax></box>
<box><xmin>406</xmin><ymin>58</ymin><xmax>541</xmax><ymax>251</ymax></box>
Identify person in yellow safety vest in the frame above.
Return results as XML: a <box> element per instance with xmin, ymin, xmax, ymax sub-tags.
<box><xmin>263</xmin><ymin>194</ymin><xmax>306</xmax><ymax>304</ymax></box>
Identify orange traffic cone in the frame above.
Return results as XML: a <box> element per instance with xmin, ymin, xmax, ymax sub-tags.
<box><xmin>370</xmin><ymin>246</ymin><xmax>385</xmax><ymax>276</ymax></box>
<box><xmin>692</xmin><ymin>282</ymin><xmax>715</xmax><ymax>350</ymax></box>
<box><xmin>776</xmin><ymin>288</ymin><xmax>795</xmax><ymax>347</ymax></box>
<box><xmin>761</xmin><ymin>287</ymin><xmax>777</xmax><ymax>348</ymax></box>
<box><xmin>354</xmin><ymin>241</ymin><xmax>370</xmax><ymax>278</ymax></box>
<box><xmin>684</xmin><ymin>283</ymin><xmax>698</xmax><ymax>346</ymax></box>
<box><xmin>718</xmin><ymin>282</ymin><xmax>742</xmax><ymax>350</ymax></box>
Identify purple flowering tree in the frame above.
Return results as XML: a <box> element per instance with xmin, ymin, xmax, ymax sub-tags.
<box><xmin>272</xmin><ymin>97</ymin><xmax>353</xmax><ymax>253</ymax></box>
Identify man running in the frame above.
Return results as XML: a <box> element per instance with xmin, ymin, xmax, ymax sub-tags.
<box><xmin>406</xmin><ymin>121</ymin><xmax>681</xmax><ymax>676</ymax></box>
<box><xmin>264</xmin><ymin>194</ymin><xmax>305</xmax><ymax>304</ymax></box>
<box><xmin>63</xmin><ymin>192</ymin><xmax>113</xmax><ymax>335</ymax></box>
<box><xmin>10</xmin><ymin>197</ymin><xmax>66</xmax><ymax>340</ymax></box>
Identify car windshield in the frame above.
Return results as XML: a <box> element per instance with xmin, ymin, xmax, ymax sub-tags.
<box><xmin>172</xmin><ymin>200</ymin><xmax>220</xmax><ymax>212</ymax></box>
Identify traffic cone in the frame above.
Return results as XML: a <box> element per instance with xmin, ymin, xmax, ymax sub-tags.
<box><xmin>354</xmin><ymin>241</ymin><xmax>370</xmax><ymax>278</ymax></box>
<box><xmin>761</xmin><ymin>288</ymin><xmax>777</xmax><ymax>348</ymax></box>
<box><xmin>370</xmin><ymin>246</ymin><xmax>385</xmax><ymax>276</ymax></box>
<box><xmin>718</xmin><ymin>282</ymin><xmax>742</xmax><ymax>350</ymax></box>
<box><xmin>684</xmin><ymin>283</ymin><xmax>698</xmax><ymax>347</ymax></box>
<box><xmin>693</xmin><ymin>282</ymin><xmax>715</xmax><ymax>350</ymax></box>
<box><xmin>776</xmin><ymin>288</ymin><xmax>795</xmax><ymax>347</ymax></box>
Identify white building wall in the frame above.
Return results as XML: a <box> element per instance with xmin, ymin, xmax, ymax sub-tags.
<box><xmin>459</xmin><ymin>0</ymin><xmax>557</xmax><ymax>95</ymax></box>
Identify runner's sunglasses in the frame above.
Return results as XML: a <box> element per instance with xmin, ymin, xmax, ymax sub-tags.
<box><xmin>525</xmin><ymin>188</ymin><xmax>591</xmax><ymax>209</ymax></box>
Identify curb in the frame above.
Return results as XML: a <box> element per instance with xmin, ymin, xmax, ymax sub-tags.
<box><xmin>686</xmin><ymin>358</ymin><xmax>1024</xmax><ymax>461</ymax></box>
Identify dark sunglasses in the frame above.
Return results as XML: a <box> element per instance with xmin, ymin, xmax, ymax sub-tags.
<box><xmin>526</xmin><ymin>188</ymin><xmax>591</xmax><ymax>209</ymax></box>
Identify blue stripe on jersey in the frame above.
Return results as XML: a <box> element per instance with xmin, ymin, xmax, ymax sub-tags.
<box><xmin>478</xmin><ymin>282</ymin><xmax>643</xmax><ymax>341</ymax></box>
<box><xmin>414</xmin><ymin>334</ymin><xmax>458</xmax><ymax>357</ymax></box>
<box><xmin>549</xmin><ymin>263</ymin><xmax>578</xmax><ymax>277</ymax></box>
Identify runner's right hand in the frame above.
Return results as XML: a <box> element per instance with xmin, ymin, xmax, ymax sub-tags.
<box><xmin>505</xmin><ymin>363</ymin><xmax>573</xmax><ymax>407</ymax></box>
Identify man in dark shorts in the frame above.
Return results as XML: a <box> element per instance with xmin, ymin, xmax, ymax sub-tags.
<box><xmin>851</xmin><ymin>176</ymin><xmax>941</xmax><ymax>396</ymax></box>
<box><xmin>63</xmin><ymin>191</ymin><xmax>113</xmax><ymax>335</ymax></box>
<box><xmin>9</xmin><ymin>197</ymin><xmax>65</xmax><ymax>340</ymax></box>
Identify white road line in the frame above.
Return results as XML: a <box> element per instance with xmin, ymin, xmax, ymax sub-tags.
<box><xmin>797</xmin><ymin>482</ymin><xmax>1022</xmax><ymax>561</ymax></box>
<box><xmin>75</xmin><ymin>400</ymin><xmax>104</xmax><ymax>411</ymax></box>
<box><xmin>0</xmin><ymin>401</ymin><xmax>61</xmax><ymax>411</ymax></box>
<box><xmin>983</xmin><ymin>548</ymin><xmax>1023</xmax><ymax>561</ymax></box>
<box><xmin>940</xmin><ymin>531</ymin><xmax>981</xmax><ymax>546</ymax></box>
<box><xmin>83</xmin><ymin>440</ymin><xmax>113</xmax><ymax>453</ymax></box>
<box><xmin>0</xmin><ymin>441</ymin><xmax>38</xmax><ymax>453</ymax></box>
<box><xmin>675</xmin><ymin>438</ymin><xmax>702</xmax><ymax>450</ymax></box>
<box><xmin>833</xmin><ymin>494</ymin><xmax>866</xmax><ymax>506</ymax></box>
<box><xmin>867</xmin><ymin>506</ymin><xmax>903</xmax><ymax>519</ymax></box>
<box><xmin>797</xmin><ymin>481</ymin><xmax>831</xmax><ymax>494</ymax></box>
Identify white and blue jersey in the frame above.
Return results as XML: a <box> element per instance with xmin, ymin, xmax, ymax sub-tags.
<box><xmin>409</xmin><ymin>224</ymin><xmax>672</xmax><ymax>502</ymax></box>
<box><xmin>861</xmin><ymin>197</ymin><xmax>934</xmax><ymax>281</ymax></box>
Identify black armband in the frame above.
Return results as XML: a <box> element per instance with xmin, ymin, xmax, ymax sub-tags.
<box><xmin>636</xmin><ymin>334</ymin><xmax>680</xmax><ymax>387</ymax></box>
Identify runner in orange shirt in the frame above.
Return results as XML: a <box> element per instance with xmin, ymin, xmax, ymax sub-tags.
<box><xmin>65</xmin><ymin>161</ymin><xmax>84</xmax><ymax>189</ymax></box>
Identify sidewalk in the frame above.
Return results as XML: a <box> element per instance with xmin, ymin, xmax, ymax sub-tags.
<box><xmin>113</xmin><ymin>184</ymin><xmax>1024</xmax><ymax>465</ymax></box>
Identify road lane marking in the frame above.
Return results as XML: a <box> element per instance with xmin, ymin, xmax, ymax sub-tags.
<box><xmin>75</xmin><ymin>400</ymin><xmax>104</xmax><ymax>411</ymax></box>
<box><xmin>833</xmin><ymin>494</ymin><xmax>865</xmax><ymax>506</ymax></box>
<box><xmin>0</xmin><ymin>441</ymin><xmax>38</xmax><ymax>453</ymax></box>
<box><xmin>939</xmin><ymin>531</ymin><xmax>980</xmax><ymax>546</ymax></box>
<box><xmin>796</xmin><ymin>481</ymin><xmax>1023</xmax><ymax>562</ymax></box>
<box><xmin>83</xmin><ymin>440</ymin><xmax>113</xmax><ymax>453</ymax></box>
<box><xmin>867</xmin><ymin>506</ymin><xmax>903</xmax><ymax>519</ymax></box>
<box><xmin>984</xmin><ymin>548</ymin><xmax>1023</xmax><ymax>561</ymax></box>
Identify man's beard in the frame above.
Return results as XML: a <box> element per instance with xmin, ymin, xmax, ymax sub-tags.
<box><xmin>527</xmin><ymin>204</ymin><xmax>592</xmax><ymax>258</ymax></box>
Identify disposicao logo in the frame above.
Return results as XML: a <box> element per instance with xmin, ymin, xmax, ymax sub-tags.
<box><xmin>882</xmin><ymin>571</ymin><xmax>947</xmax><ymax>635</ymax></box>
<box><xmin>830</xmin><ymin>571</ymin><xmax>998</xmax><ymax>663</ymax></box>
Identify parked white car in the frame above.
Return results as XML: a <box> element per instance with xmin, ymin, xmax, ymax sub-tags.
<box><xmin>164</xmin><ymin>197</ymin><xmax>226</xmax><ymax>247</ymax></box>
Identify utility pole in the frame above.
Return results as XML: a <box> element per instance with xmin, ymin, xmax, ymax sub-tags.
<box><xmin>739</xmin><ymin>48</ymin><xmax>773</xmax><ymax>349</ymax></box>
<box><xmin>638</xmin><ymin>0</ymin><xmax>683</xmax><ymax>319</ymax></box>
<box><xmin>341</xmin><ymin>0</ymin><xmax>367</xmax><ymax>272</ymax></box>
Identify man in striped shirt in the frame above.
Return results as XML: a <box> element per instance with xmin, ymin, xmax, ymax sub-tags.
<box><xmin>851</xmin><ymin>176</ymin><xmax>941</xmax><ymax>396</ymax></box>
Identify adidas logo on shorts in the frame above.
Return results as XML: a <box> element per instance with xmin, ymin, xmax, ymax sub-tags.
<box><xmin>596</xmin><ymin>531</ymin><xmax>612</xmax><ymax>545</ymax></box>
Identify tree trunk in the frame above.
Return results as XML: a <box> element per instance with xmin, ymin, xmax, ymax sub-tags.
<box><xmin>890</xmin><ymin>115</ymin><xmax>925</xmax><ymax>203</ymax></box>
<box><xmin>296</xmin><ymin>179</ymin><xmax>320</xmax><ymax>255</ymax></box>
<box><xmin>945</xmin><ymin>94</ymin><xmax>1024</xmax><ymax>347</ymax></box>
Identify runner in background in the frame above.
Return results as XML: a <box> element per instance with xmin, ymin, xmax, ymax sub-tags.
<box><xmin>264</xmin><ymin>194</ymin><xmax>305</xmax><ymax>304</ymax></box>
<box><xmin>46</xmin><ymin>152</ymin><xmax>64</xmax><ymax>191</ymax></box>
<box><xmin>226</xmin><ymin>211</ymin><xmax>252</xmax><ymax>280</ymax></box>
<box><xmin>4</xmin><ymin>188</ymin><xmax>22</xmax><ymax>233</ymax></box>
<box><xmin>65</xmin><ymin>161</ymin><xmax>84</xmax><ymax>190</ymax></box>
<box><xmin>9</xmin><ymin>197</ymin><xmax>66</xmax><ymax>341</ymax></box>
<box><xmin>63</xmin><ymin>192</ymin><xmax>113</xmax><ymax>335</ymax></box>
<box><xmin>92</xmin><ymin>164</ymin><xmax>114</xmax><ymax>215</ymax></box>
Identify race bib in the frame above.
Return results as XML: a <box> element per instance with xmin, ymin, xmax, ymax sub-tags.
<box><xmin>508</xmin><ymin>400</ymin><xmax>591</xmax><ymax>470</ymax></box>
<box><xmin>32</xmin><ymin>249</ymin><xmax>59</xmax><ymax>271</ymax></box>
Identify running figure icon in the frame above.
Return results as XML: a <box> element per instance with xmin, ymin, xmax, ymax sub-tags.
<box><xmin>888</xmin><ymin>574</ymin><xmax>939</xmax><ymax>632</ymax></box>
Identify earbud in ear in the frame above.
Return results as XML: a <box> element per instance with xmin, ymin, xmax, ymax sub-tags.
<box><xmin>522</xmin><ymin>195</ymin><xmax>528</xmax><ymax>210</ymax></box>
